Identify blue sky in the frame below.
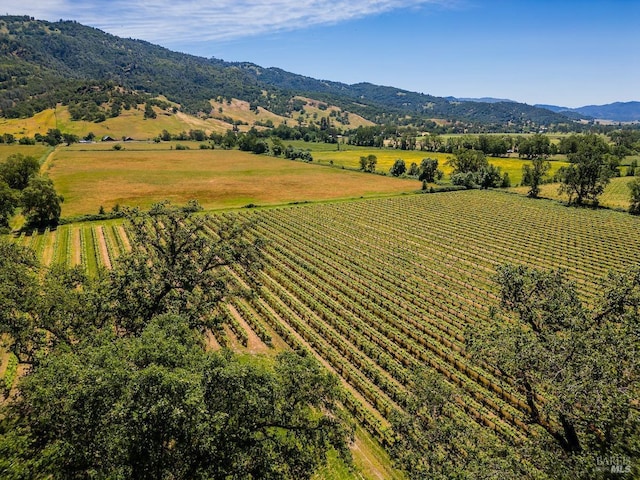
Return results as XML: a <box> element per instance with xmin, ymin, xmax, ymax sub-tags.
<box><xmin>3</xmin><ymin>0</ymin><xmax>638</xmax><ymax>107</ymax></box>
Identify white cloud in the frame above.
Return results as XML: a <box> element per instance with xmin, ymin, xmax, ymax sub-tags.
<box><xmin>2</xmin><ymin>0</ymin><xmax>450</xmax><ymax>44</ymax></box>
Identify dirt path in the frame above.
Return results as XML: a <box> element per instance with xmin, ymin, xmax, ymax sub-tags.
<box><xmin>0</xmin><ymin>351</ymin><xmax>8</xmax><ymax>379</ymax></box>
<box><xmin>225</xmin><ymin>268</ymin><xmax>288</xmax><ymax>351</ymax></box>
<box><xmin>226</xmin><ymin>303</ymin><xmax>270</xmax><ymax>354</ymax></box>
<box><xmin>351</xmin><ymin>434</ymin><xmax>390</xmax><ymax>480</ymax></box>
<box><xmin>39</xmin><ymin>145</ymin><xmax>58</xmax><ymax>172</ymax></box>
<box><xmin>222</xmin><ymin>324</ymin><xmax>243</xmax><ymax>350</ymax></box>
<box><xmin>95</xmin><ymin>226</ymin><xmax>112</xmax><ymax>269</ymax></box>
<box><xmin>41</xmin><ymin>229</ymin><xmax>57</xmax><ymax>267</ymax></box>
<box><xmin>116</xmin><ymin>225</ymin><xmax>131</xmax><ymax>251</ymax></box>
<box><xmin>204</xmin><ymin>330</ymin><xmax>221</xmax><ymax>351</ymax></box>
<box><xmin>70</xmin><ymin>227</ymin><xmax>82</xmax><ymax>266</ymax></box>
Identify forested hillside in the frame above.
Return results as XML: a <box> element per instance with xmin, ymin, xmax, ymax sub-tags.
<box><xmin>0</xmin><ymin>15</ymin><xmax>576</xmax><ymax>131</ymax></box>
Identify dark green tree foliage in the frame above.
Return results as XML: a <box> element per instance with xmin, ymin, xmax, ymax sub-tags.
<box><xmin>628</xmin><ymin>177</ymin><xmax>640</xmax><ymax>215</ymax></box>
<box><xmin>557</xmin><ymin>134</ymin><xmax>614</xmax><ymax>205</ymax></box>
<box><xmin>0</xmin><ymin>241</ymin><xmax>97</xmax><ymax>365</ymax></box>
<box><xmin>271</xmin><ymin>137</ymin><xmax>284</xmax><ymax>156</ymax></box>
<box><xmin>348</xmin><ymin>126</ymin><xmax>385</xmax><ymax>147</ymax></box>
<box><xmin>418</xmin><ymin>158</ymin><xmax>439</xmax><ymax>183</ymax></box>
<box><xmin>237</xmin><ymin>132</ymin><xmax>269</xmax><ymax>154</ymax></box>
<box><xmin>62</xmin><ymin>132</ymin><xmax>79</xmax><ymax>146</ymax></box>
<box><xmin>477</xmin><ymin>164</ymin><xmax>503</xmax><ymax>189</ymax></box>
<box><xmin>144</xmin><ymin>101</ymin><xmax>157</xmax><ymax>119</ymax></box>
<box><xmin>0</xmin><ymin>180</ymin><xmax>18</xmax><ymax>227</ymax></box>
<box><xmin>447</xmin><ymin>148</ymin><xmax>488</xmax><ymax>175</ymax></box>
<box><xmin>468</xmin><ymin>264</ymin><xmax>639</xmax><ymax>479</ymax></box>
<box><xmin>189</xmin><ymin>129</ymin><xmax>207</xmax><ymax>141</ymax></box>
<box><xmin>389</xmin><ymin>158</ymin><xmax>406</xmax><ymax>177</ymax></box>
<box><xmin>0</xmin><ymin>241</ymin><xmax>40</xmax><ymax>364</ymax></box>
<box><xmin>1</xmin><ymin>133</ymin><xmax>16</xmax><ymax>144</ymax></box>
<box><xmin>0</xmin><ymin>315</ymin><xmax>351</xmax><ymax>479</ymax></box>
<box><xmin>609</xmin><ymin>129</ymin><xmax>640</xmax><ymax>153</ymax></box>
<box><xmin>0</xmin><ymin>153</ymin><xmax>40</xmax><ymax>190</ymax></box>
<box><xmin>43</xmin><ymin>128</ymin><xmax>63</xmax><ymax>146</ymax></box>
<box><xmin>107</xmin><ymin>201</ymin><xmax>262</xmax><ymax>334</ymax></box>
<box><xmin>391</xmin><ymin>369</ymin><xmax>524</xmax><ymax>479</ymax></box>
<box><xmin>481</xmin><ymin>134</ymin><xmax>510</xmax><ymax>156</ymax></box>
<box><xmin>0</xmin><ymin>202</ymin><xmax>351</xmax><ymax>478</ymax></box>
<box><xmin>284</xmin><ymin>145</ymin><xmax>313</xmax><ymax>162</ymax></box>
<box><xmin>517</xmin><ymin>133</ymin><xmax>552</xmax><ymax>159</ymax></box>
<box><xmin>359</xmin><ymin>154</ymin><xmax>377</xmax><ymax>173</ymax></box>
<box><xmin>500</xmin><ymin>172</ymin><xmax>511</xmax><ymax>188</ymax></box>
<box><xmin>20</xmin><ymin>175</ymin><xmax>63</xmax><ymax>227</ymax></box>
<box><xmin>450</xmin><ymin>171</ymin><xmax>478</xmax><ymax>189</ymax></box>
<box><xmin>522</xmin><ymin>157</ymin><xmax>551</xmax><ymax>198</ymax></box>
<box><xmin>18</xmin><ymin>136</ymin><xmax>35</xmax><ymax>145</ymax></box>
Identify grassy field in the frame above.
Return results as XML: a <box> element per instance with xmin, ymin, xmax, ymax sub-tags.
<box><xmin>46</xmin><ymin>143</ymin><xmax>421</xmax><ymax>217</ymax></box>
<box><xmin>600</xmin><ymin>176</ymin><xmax>638</xmax><ymax>209</ymax></box>
<box><xmin>510</xmin><ymin>176</ymin><xmax>638</xmax><ymax>210</ymax></box>
<box><xmin>291</xmin><ymin>141</ymin><xmax>569</xmax><ymax>185</ymax></box>
<box><xmin>0</xmin><ymin>144</ymin><xmax>52</xmax><ymax>163</ymax></box>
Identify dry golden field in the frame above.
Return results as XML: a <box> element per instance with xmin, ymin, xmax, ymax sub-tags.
<box><xmin>46</xmin><ymin>143</ymin><xmax>420</xmax><ymax>216</ymax></box>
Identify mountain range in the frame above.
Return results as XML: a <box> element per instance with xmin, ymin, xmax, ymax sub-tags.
<box><xmin>535</xmin><ymin>102</ymin><xmax>640</xmax><ymax>123</ymax></box>
<box><xmin>457</xmin><ymin>98</ymin><xmax>640</xmax><ymax>123</ymax></box>
<box><xmin>0</xmin><ymin>15</ymin><xmax>636</xmax><ymax>132</ymax></box>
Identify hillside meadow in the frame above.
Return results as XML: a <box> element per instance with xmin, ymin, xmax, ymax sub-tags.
<box><xmin>45</xmin><ymin>143</ymin><xmax>421</xmax><ymax>217</ymax></box>
<box><xmin>0</xmin><ymin>105</ymin><xmax>237</xmax><ymax>140</ymax></box>
<box><xmin>0</xmin><ymin>97</ymin><xmax>373</xmax><ymax>142</ymax></box>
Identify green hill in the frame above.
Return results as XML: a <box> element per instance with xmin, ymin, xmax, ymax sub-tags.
<box><xmin>0</xmin><ymin>15</ymin><xmax>577</xmax><ymax>132</ymax></box>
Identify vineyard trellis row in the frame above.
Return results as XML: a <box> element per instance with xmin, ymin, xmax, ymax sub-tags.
<box><xmin>10</xmin><ymin>190</ymin><xmax>640</xmax><ymax>446</ymax></box>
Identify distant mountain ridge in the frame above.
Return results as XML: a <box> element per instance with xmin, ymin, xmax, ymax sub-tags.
<box><xmin>536</xmin><ymin>102</ymin><xmax>640</xmax><ymax>123</ymax></box>
<box><xmin>455</xmin><ymin>98</ymin><xmax>639</xmax><ymax>123</ymax></box>
<box><xmin>455</xmin><ymin>97</ymin><xmax>517</xmax><ymax>104</ymax></box>
<box><xmin>0</xmin><ymin>14</ymin><xmax>622</xmax><ymax>131</ymax></box>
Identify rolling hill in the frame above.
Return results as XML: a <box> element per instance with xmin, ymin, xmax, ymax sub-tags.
<box><xmin>0</xmin><ymin>15</ymin><xmax>578</xmax><ymax>132</ymax></box>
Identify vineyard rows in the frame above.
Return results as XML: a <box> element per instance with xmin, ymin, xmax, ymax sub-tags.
<box><xmin>11</xmin><ymin>190</ymin><xmax>640</xmax><ymax>445</ymax></box>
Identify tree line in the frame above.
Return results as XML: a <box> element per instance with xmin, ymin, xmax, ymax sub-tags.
<box><xmin>0</xmin><ymin>153</ymin><xmax>63</xmax><ymax>230</ymax></box>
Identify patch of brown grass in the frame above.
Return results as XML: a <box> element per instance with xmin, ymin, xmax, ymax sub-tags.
<box><xmin>48</xmin><ymin>146</ymin><xmax>420</xmax><ymax>216</ymax></box>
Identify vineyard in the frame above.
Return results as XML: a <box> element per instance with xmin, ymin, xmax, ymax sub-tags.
<box><xmin>10</xmin><ymin>189</ymin><xmax>640</xmax><ymax>446</ymax></box>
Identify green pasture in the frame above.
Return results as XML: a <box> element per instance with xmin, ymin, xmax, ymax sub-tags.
<box><xmin>510</xmin><ymin>176</ymin><xmax>638</xmax><ymax>210</ymax></box>
<box><xmin>0</xmin><ymin>144</ymin><xmax>52</xmax><ymax>163</ymax></box>
<box><xmin>599</xmin><ymin>177</ymin><xmax>638</xmax><ymax>209</ymax></box>
<box><xmin>287</xmin><ymin>141</ymin><xmax>568</xmax><ymax>185</ymax></box>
